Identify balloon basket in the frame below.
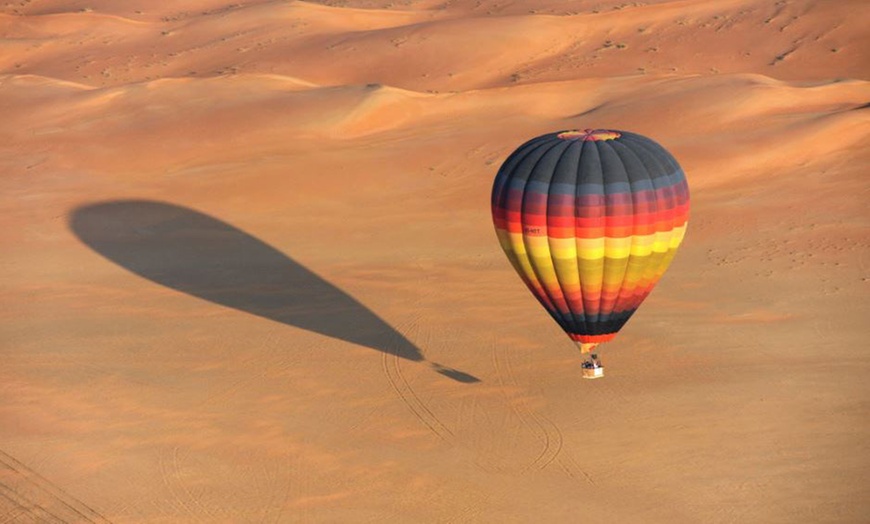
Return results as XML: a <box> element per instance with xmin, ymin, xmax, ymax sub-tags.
<box><xmin>582</xmin><ymin>367</ymin><xmax>605</xmax><ymax>379</ymax></box>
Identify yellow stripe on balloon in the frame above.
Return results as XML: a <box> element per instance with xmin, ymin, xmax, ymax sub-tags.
<box><xmin>507</xmin><ymin>233</ymin><xmax>541</xmax><ymax>289</ymax></box>
<box><xmin>522</xmin><ymin>233</ymin><xmax>562</xmax><ymax>290</ymax></box>
<box><xmin>576</xmin><ymin>237</ymin><xmax>606</xmax><ymax>260</ymax></box>
<box><xmin>549</xmin><ymin>237</ymin><xmax>578</xmax><ymax>259</ymax></box>
<box><xmin>629</xmin><ymin>234</ymin><xmax>655</xmax><ymax>257</ymax></box>
<box><xmin>602</xmin><ymin>256</ymin><xmax>629</xmax><ymax>288</ymax></box>
<box><xmin>604</xmin><ymin>236</ymin><xmax>632</xmax><ymax>259</ymax></box>
<box><xmin>670</xmin><ymin>223</ymin><xmax>688</xmax><ymax>247</ymax></box>
<box><xmin>525</xmin><ymin>234</ymin><xmax>550</xmax><ymax>251</ymax></box>
<box><xmin>552</xmin><ymin>257</ymin><xmax>581</xmax><ymax>286</ymax></box>
<box><xmin>651</xmin><ymin>228</ymin><xmax>674</xmax><ymax>254</ymax></box>
<box><xmin>531</xmin><ymin>260</ymin><xmax>561</xmax><ymax>287</ymax></box>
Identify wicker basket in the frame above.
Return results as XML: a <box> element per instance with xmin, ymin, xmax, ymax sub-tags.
<box><xmin>582</xmin><ymin>367</ymin><xmax>605</xmax><ymax>379</ymax></box>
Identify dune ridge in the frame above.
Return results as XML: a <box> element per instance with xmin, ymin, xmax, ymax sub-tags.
<box><xmin>3</xmin><ymin>0</ymin><xmax>867</xmax><ymax>91</ymax></box>
<box><xmin>3</xmin><ymin>70</ymin><xmax>865</xmax><ymax>175</ymax></box>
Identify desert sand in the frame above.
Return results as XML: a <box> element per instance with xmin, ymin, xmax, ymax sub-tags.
<box><xmin>1</xmin><ymin>0</ymin><xmax>868</xmax><ymax>522</ymax></box>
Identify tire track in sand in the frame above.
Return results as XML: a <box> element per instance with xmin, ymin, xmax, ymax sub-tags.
<box><xmin>157</xmin><ymin>447</ymin><xmax>199</xmax><ymax>520</ymax></box>
<box><xmin>491</xmin><ymin>344</ymin><xmax>560</xmax><ymax>471</ymax></box>
<box><xmin>381</xmin><ymin>316</ymin><xmax>455</xmax><ymax>443</ymax></box>
<box><xmin>0</xmin><ymin>486</ymin><xmax>65</xmax><ymax>524</ymax></box>
<box><xmin>0</xmin><ymin>449</ymin><xmax>112</xmax><ymax>523</ymax></box>
<box><xmin>158</xmin><ymin>445</ymin><xmax>233</xmax><ymax>521</ymax></box>
<box><xmin>491</xmin><ymin>344</ymin><xmax>595</xmax><ymax>485</ymax></box>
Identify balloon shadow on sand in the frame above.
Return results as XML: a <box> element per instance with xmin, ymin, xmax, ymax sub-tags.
<box><xmin>69</xmin><ymin>200</ymin><xmax>478</xmax><ymax>384</ymax></box>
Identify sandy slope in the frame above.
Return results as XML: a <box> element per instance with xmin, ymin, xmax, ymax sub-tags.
<box><xmin>1</xmin><ymin>0</ymin><xmax>868</xmax><ymax>522</ymax></box>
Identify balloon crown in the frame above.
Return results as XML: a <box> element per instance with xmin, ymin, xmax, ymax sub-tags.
<box><xmin>557</xmin><ymin>129</ymin><xmax>621</xmax><ymax>141</ymax></box>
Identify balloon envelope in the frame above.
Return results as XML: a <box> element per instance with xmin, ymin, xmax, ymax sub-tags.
<box><xmin>491</xmin><ymin>129</ymin><xmax>689</xmax><ymax>348</ymax></box>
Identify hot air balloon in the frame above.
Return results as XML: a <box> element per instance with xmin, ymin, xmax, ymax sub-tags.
<box><xmin>491</xmin><ymin>129</ymin><xmax>689</xmax><ymax>376</ymax></box>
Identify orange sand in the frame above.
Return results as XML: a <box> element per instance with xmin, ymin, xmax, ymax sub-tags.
<box><xmin>1</xmin><ymin>1</ymin><xmax>868</xmax><ymax>522</ymax></box>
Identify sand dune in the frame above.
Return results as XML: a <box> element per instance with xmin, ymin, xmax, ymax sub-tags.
<box><xmin>2</xmin><ymin>0</ymin><xmax>869</xmax><ymax>522</ymax></box>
